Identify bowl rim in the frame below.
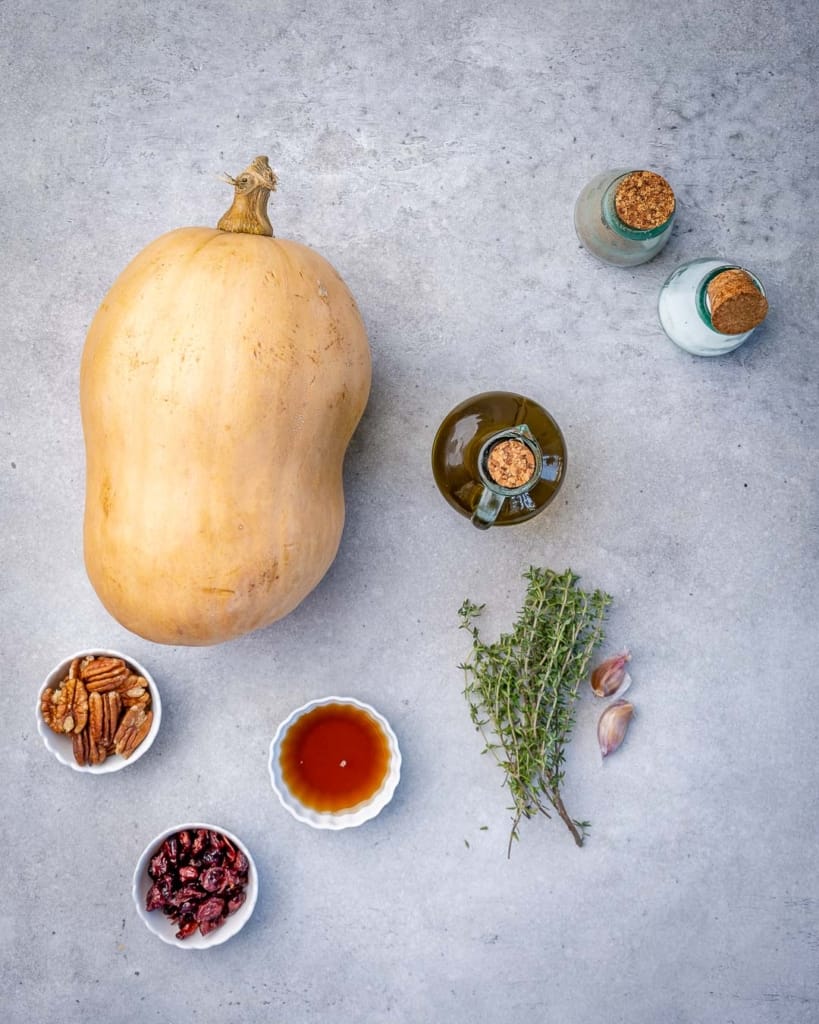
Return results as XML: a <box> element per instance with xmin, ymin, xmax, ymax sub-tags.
<box><xmin>268</xmin><ymin>694</ymin><xmax>402</xmax><ymax>831</ymax></box>
<box><xmin>36</xmin><ymin>648</ymin><xmax>161</xmax><ymax>774</ymax></box>
<box><xmin>132</xmin><ymin>821</ymin><xmax>259</xmax><ymax>950</ymax></box>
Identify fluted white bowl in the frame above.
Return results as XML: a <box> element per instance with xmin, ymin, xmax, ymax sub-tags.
<box><xmin>269</xmin><ymin>696</ymin><xmax>401</xmax><ymax>830</ymax></box>
<box><xmin>36</xmin><ymin>649</ymin><xmax>161</xmax><ymax>774</ymax></box>
<box><xmin>132</xmin><ymin>822</ymin><xmax>258</xmax><ymax>949</ymax></box>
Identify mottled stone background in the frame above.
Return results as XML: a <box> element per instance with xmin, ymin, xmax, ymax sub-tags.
<box><xmin>2</xmin><ymin>1</ymin><xmax>817</xmax><ymax>1021</ymax></box>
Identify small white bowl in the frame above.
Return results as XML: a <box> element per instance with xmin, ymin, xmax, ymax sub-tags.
<box><xmin>36</xmin><ymin>649</ymin><xmax>161</xmax><ymax>773</ymax></box>
<box><xmin>132</xmin><ymin>822</ymin><xmax>258</xmax><ymax>949</ymax></box>
<box><xmin>269</xmin><ymin>696</ymin><xmax>401</xmax><ymax>830</ymax></box>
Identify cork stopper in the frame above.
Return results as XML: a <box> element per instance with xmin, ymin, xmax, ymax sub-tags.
<box><xmin>486</xmin><ymin>439</ymin><xmax>535</xmax><ymax>489</ymax></box>
<box><xmin>614</xmin><ymin>171</ymin><xmax>675</xmax><ymax>230</ymax></box>
<box><xmin>706</xmin><ymin>269</ymin><xmax>768</xmax><ymax>334</ymax></box>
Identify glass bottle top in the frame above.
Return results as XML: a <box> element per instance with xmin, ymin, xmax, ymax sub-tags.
<box><xmin>431</xmin><ymin>391</ymin><xmax>566</xmax><ymax>528</ymax></box>
<box><xmin>606</xmin><ymin>170</ymin><xmax>675</xmax><ymax>237</ymax></box>
<box><xmin>574</xmin><ymin>168</ymin><xmax>676</xmax><ymax>267</ymax></box>
<box><xmin>704</xmin><ymin>268</ymin><xmax>768</xmax><ymax>334</ymax></box>
<box><xmin>658</xmin><ymin>258</ymin><xmax>768</xmax><ymax>356</ymax></box>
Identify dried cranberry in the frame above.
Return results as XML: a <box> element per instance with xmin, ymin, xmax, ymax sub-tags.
<box><xmin>192</xmin><ymin>829</ymin><xmax>208</xmax><ymax>856</ymax></box>
<box><xmin>200</xmin><ymin>866</ymin><xmax>226</xmax><ymax>892</ymax></box>
<box><xmin>148</xmin><ymin>850</ymin><xmax>168</xmax><ymax>879</ymax></box>
<box><xmin>195</xmin><ymin>897</ymin><xmax>225</xmax><ymax>924</ymax></box>
<box><xmin>169</xmin><ymin>884</ymin><xmax>203</xmax><ymax>907</ymax></box>
<box><xmin>156</xmin><ymin>875</ymin><xmax>174</xmax><ymax>902</ymax></box>
<box><xmin>145</xmin><ymin>828</ymin><xmax>250</xmax><ymax>941</ymax></box>
<box><xmin>145</xmin><ymin>884</ymin><xmax>165</xmax><ymax>911</ymax></box>
<box><xmin>176</xmin><ymin>918</ymin><xmax>198</xmax><ymax>940</ymax></box>
<box><xmin>227</xmin><ymin>891</ymin><xmax>246</xmax><ymax>915</ymax></box>
<box><xmin>220</xmin><ymin>868</ymin><xmax>241</xmax><ymax>891</ymax></box>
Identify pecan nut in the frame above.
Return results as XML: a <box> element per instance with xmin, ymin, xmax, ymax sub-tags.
<box><xmin>80</xmin><ymin>656</ymin><xmax>123</xmax><ymax>679</ymax></box>
<box><xmin>121</xmin><ymin>678</ymin><xmax>151</xmax><ymax>708</ymax></box>
<box><xmin>81</xmin><ymin>656</ymin><xmax>130</xmax><ymax>693</ymax></box>
<box><xmin>87</xmin><ymin>691</ymin><xmax>107</xmax><ymax>765</ymax></box>
<box><xmin>114</xmin><ymin>706</ymin><xmax>153</xmax><ymax>759</ymax></box>
<box><xmin>40</xmin><ymin>688</ymin><xmax>57</xmax><ymax>731</ymax></box>
<box><xmin>43</xmin><ymin>655</ymin><xmax>153</xmax><ymax>766</ymax></box>
<box><xmin>41</xmin><ymin>676</ymin><xmax>89</xmax><ymax>735</ymax></box>
<box><xmin>117</xmin><ymin>673</ymin><xmax>146</xmax><ymax>692</ymax></box>
<box><xmin>72</xmin><ymin>729</ymin><xmax>90</xmax><ymax>767</ymax></box>
<box><xmin>103</xmin><ymin>691</ymin><xmax>122</xmax><ymax>751</ymax></box>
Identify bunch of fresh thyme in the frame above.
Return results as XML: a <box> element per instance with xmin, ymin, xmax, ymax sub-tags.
<box><xmin>459</xmin><ymin>567</ymin><xmax>611</xmax><ymax>854</ymax></box>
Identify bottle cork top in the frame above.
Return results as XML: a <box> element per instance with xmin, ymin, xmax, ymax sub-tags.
<box><xmin>486</xmin><ymin>439</ymin><xmax>535</xmax><ymax>489</ymax></box>
<box><xmin>706</xmin><ymin>269</ymin><xmax>768</xmax><ymax>335</ymax></box>
<box><xmin>614</xmin><ymin>171</ymin><xmax>676</xmax><ymax>230</ymax></box>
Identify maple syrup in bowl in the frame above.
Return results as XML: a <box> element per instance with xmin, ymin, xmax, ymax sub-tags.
<box><xmin>269</xmin><ymin>697</ymin><xmax>401</xmax><ymax>829</ymax></box>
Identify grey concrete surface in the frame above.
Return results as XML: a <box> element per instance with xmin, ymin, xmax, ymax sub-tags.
<box><xmin>2</xmin><ymin>1</ymin><xmax>817</xmax><ymax>1021</ymax></box>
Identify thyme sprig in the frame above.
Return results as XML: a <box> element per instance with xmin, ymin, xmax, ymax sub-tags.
<box><xmin>459</xmin><ymin>567</ymin><xmax>611</xmax><ymax>854</ymax></box>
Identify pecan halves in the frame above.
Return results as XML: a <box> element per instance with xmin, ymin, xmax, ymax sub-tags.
<box><xmin>81</xmin><ymin>656</ymin><xmax>130</xmax><ymax>693</ymax></box>
<box><xmin>41</xmin><ymin>676</ymin><xmax>89</xmax><ymax>735</ymax></box>
<box><xmin>120</xmin><ymin>676</ymin><xmax>150</xmax><ymax>708</ymax></box>
<box><xmin>80</xmin><ymin>656</ymin><xmax>123</xmax><ymax>679</ymax></box>
<box><xmin>87</xmin><ymin>691</ymin><xmax>107</xmax><ymax>765</ymax></box>
<box><xmin>72</xmin><ymin>729</ymin><xmax>90</xmax><ymax>767</ymax></box>
<box><xmin>42</xmin><ymin>656</ymin><xmax>153</xmax><ymax>766</ymax></box>
<box><xmin>114</xmin><ymin>706</ymin><xmax>153</xmax><ymax>759</ymax></box>
<box><xmin>103</xmin><ymin>691</ymin><xmax>122</xmax><ymax>751</ymax></box>
<box><xmin>40</xmin><ymin>688</ymin><xmax>57</xmax><ymax>731</ymax></box>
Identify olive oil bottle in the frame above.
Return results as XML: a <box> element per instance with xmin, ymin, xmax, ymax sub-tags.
<box><xmin>431</xmin><ymin>391</ymin><xmax>566</xmax><ymax>529</ymax></box>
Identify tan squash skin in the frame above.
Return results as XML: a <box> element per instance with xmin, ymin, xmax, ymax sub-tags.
<box><xmin>81</xmin><ymin>193</ymin><xmax>371</xmax><ymax>644</ymax></box>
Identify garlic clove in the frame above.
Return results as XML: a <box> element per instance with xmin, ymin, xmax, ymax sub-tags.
<box><xmin>590</xmin><ymin>650</ymin><xmax>632</xmax><ymax>698</ymax></box>
<box><xmin>597</xmin><ymin>700</ymin><xmax>634</xmax><ymax>758</ymax></box>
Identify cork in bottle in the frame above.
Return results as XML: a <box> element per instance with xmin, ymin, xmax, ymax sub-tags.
<box><xmin>486</xmin><ymin>439</ymin><xmax>536</xmax><ymax>489</ymax></box>
<box><xmin>614</xmin><ymin>171</ymin><xmax>676</xmax><ymax>231</ymax></box>
<box><xmin>706</xmin><ymin>269</ymin><xmax>769</xmax><ymax>335</ymax></box>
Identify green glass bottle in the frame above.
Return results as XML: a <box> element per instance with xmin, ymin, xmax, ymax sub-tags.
<box><xmin>431</xmin><ymin>392</ymin><xmax>566</xmax><ymax>529</ymax></box>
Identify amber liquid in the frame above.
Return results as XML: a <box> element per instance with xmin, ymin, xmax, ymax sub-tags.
<box><xmin>431</xmin><ymin>391</ymin><xmax>567</xmax><ymax>525</ymax></box>
<box><xmin>280</xmin><ymin>703</ymin><xmax>390</xmax><ymax>812</ymax></box>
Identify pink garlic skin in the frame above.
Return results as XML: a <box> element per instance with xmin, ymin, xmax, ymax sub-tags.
<box><xmin>591</xmin><ymin>650</ymin><xmax>632</xmax><ymax>698</ymax></box>
<box><xmin>598</xmin><ymin>700</ymin><xmax>635</xmax><ymax>757</ymax></box>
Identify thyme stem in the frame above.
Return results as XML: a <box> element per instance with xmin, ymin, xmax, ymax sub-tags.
<box><xmin>459</xmin><ymin>567</ymin><xmax>611</xmax><ymax>853</ymax></box>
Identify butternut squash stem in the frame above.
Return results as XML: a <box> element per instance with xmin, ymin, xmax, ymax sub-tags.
<box><xmin>217</xmin><ymin>155</ymin><xmax>278</xmax><ymax>236</ymax></box>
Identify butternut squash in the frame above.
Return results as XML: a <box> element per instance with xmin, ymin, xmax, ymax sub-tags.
<box><xmin>81</xmin><ymin>157</ymin><xmax>371</xmax><ymax>645</ymax></box>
